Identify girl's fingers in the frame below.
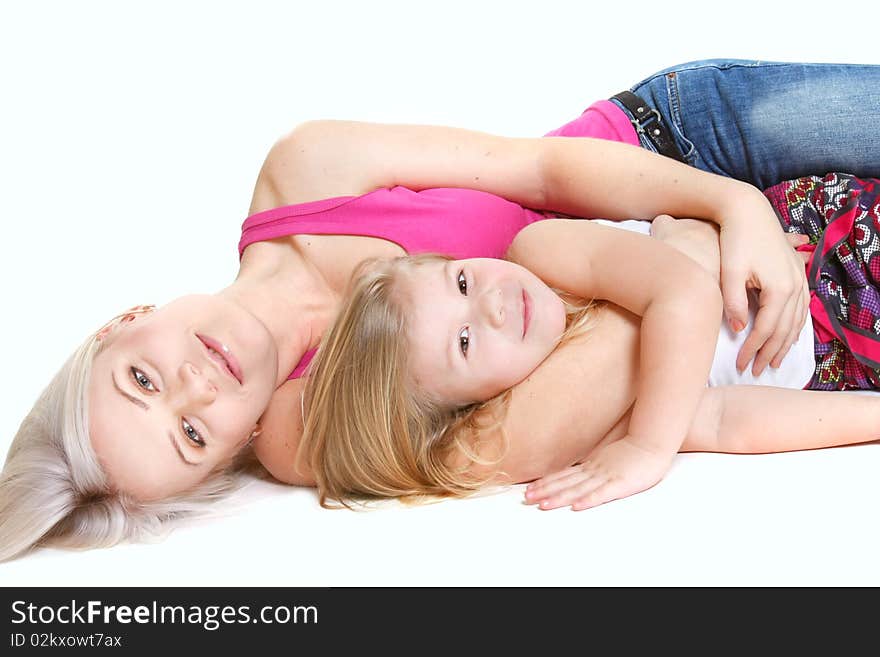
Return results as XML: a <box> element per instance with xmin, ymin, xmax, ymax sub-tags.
<box><xmin>526</xmin><ymin>458</ymin><xmax>602</xmax><ymax>491</ymax></box>
<box><xmin>537</xmin><ymin>473</ymin><xmax>610</xmax><ymax>510</ymax></box>
<box><xmin>571</xmin><ymin>478</ymin><xmax>628</xmax><ymax>511</ymax></box>
<box><xmin>526</xmin><ymin>464</ymin><xmax>581</xmax><ymax>489</ymax></box>
<box><xmin>525</xmin><ymin>465</ymin><xmax>594</xmax><ymax>503</ymax></box>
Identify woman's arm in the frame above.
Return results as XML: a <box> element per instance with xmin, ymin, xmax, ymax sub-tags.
<box><xmin>507</xmin><ymin>218</ymin><xmax>723</xmax><ymax>508</ymax></box>
<box><xmin>650</xmin><ymin>214</ymin><xmax>811</xmax><ymax>370</ymax></box>
<box><xmin>253</xmin><ymin>119</ymin><xmax>758</xmax><ymax>220</ymax></box>
<box><xmin>250</xmin><ymin>119</ymin><xmax>807</xmax><ymax>374</ymax></box>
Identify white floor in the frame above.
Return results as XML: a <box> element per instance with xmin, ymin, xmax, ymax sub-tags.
<box><xmin>3</xmin><ymin>442</ymin><xmax>880</xmax><ymax>587</ymax></box>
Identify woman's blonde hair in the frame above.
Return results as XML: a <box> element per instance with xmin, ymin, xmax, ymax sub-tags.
<box><xmin>0</xmin><ymin>312</ymin><xmax>257</xmax><ymax>563</ymax></box>
<box><xmin>300</xmin><ymin>254</ymin><xmax>600</xmax><ymax>508</ymax></box>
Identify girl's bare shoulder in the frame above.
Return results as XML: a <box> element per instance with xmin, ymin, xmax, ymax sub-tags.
<box><xmin>456</xmin><ymin>304</ymin><xmax>641</xmax><ymax>484</ymax></box>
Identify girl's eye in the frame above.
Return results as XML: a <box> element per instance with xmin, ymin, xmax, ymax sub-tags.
<box><xmin>457</xmin><ymin>270</ymin><xmax>468</xmax><ymax>296</ymax></box>
<box><xmin>458</xmin><ymin>327</ymin><xmax>470</xmax><ymax>357</ymax></box>
<box><xmin>182</xmin><ymin>419</ymin><xmax>206</xmax><ymax>448</ymax></box>
<box><xmin>131</xmin><ymin>367</ymin><xmax>157</xmax><ymax>392</ymax></box>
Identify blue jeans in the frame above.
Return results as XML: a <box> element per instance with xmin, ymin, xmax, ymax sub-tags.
<box><xmin>615</xmin><ymin>59</ymin><xmax>880</xmax><ymax>189</ymax></box>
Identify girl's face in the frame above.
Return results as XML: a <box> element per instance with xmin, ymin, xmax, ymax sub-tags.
<box><xmin>87</xmin><ymin>295</ymin><xmax>279</xmax><ymax>500</ymax></box>
<box><xmin>398</xmin><ymin>258</ymin><xmax>566</xmax><ymax>406</ymax></box>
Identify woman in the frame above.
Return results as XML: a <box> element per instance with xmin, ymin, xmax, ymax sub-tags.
<box><xmin>2</xmin><ymin>59</ymin><xmax>879</xmax><ymax>562</ymax></box>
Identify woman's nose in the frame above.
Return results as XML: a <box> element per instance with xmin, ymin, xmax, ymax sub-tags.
<box><xmin>479</xmin><ymin>288</ymin><xmax>505</xmax><ymax>329</ymax></box>
<box><xmin>180</xmin><ymin>362</ymin><xmax>218</xmax><ymax>405</ymax></box>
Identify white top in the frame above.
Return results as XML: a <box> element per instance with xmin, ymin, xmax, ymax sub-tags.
<box><xmin>591</xmin><ymin>219</ymin><xmax>815</xmax><ymax>389</ymax></box>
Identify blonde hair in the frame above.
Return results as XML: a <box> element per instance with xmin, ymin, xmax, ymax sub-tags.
<box><xmin>300</xmin><ymin>254</ymin><xmax>600</xmax><ymax>507</ymax></box>
<box><xmin>0</xmin><ymin>316</ymin><xmax>257</xmax><ymax>563</ymax></box>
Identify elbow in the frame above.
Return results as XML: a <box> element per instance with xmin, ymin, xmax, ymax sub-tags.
<box><xmin>681</xmin><ymin>388</ymin><xmax>724</xmax><ymax>452</ymax></box>
<box><xmin>649</xmin><ymin>259</ymin><xmax>723</xmax><ymax>329</ymax></box>
<box><xmin>685</xmin><ymin>265</ymin><xmax>724</xmax><ymax>325</ymax></box>
<box><xmin>654</xmin><ymin>267</ymin><xmax>723</xmax><ymax>356</ymax></box>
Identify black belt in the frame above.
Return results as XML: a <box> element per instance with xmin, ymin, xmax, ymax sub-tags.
<box><xmin>611</xmin><ymin>90</ymin><xmax>686</xmax><ymax>163</ymax></box>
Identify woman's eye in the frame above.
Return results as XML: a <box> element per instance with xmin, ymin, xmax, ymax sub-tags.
<box><xmin>182</xmin><ymin>419</ymin><xmax>206</xmax><ymax>448</ymax></box>
<box><xmin>458</xmin><ymin>327</ymin><xmax>470</xmax><ymax>357</ymax></box>
<box><xmin>457</xmin><ymin>270</ymin><xmax>468</xmax><ymax>296</ymax></box>
<box><xmin>130</xmin><ymin>367</ymin><xmax>156</xmax><ymax>392</ymax></box>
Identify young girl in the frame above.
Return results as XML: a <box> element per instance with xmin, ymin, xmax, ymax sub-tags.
<box><xmin>300</xmin><ymin>172</ymin><xmax>880</xmax><ymax>509</ymax></box>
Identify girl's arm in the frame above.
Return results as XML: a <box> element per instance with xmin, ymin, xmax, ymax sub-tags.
<box><xmin>250</xmin><ymin>119</ymin><xmax>807</xmax><ymax>375</ymax></box>
<box><xmin>697</xmin><ymin>386</ymin><xmax>880</xmax><ymax>455</ymax></box>
<box><xmin>507</xmin><ymin>218</ymin><xmax>723</xmax><ymax>508</ymax></box>
<box><xmin>526</xmin><ymin>386</ymin><xmax>880</xmax><ymax>510</ymax></box>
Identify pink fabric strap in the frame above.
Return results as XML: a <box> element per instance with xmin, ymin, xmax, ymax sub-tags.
<box><xmin>290</xmin><ymin>348</ymin><xmax>317</xmax><ymax>379</ymax></box>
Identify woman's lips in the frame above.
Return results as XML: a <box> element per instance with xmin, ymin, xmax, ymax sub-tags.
<box><xmin>522</xmin><ymin>289</ymin><xmax>531</xmax><ymax>338</ymax></box>
<box><xmin>197</xmin><ymin>334</ymin><xmax>243</xmax><ymax>385</ymax></box>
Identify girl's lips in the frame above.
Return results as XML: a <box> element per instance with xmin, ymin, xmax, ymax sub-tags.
<box><xmin>197</xmin><ymin>334</ymin><xmax>243</xmax><ymax>385</ymax></box>
<box><xmin>522</xmin><ymin>289</ymin><xmax>531</xmax><ymax>338</ymax></box>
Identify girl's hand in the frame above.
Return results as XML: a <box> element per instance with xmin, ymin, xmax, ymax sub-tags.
<box><xmin>650</xmin><ymin>214</ymin><xmax>721</xmax><ymax>281</ymax></box>
<box><xmin>716</xmin><ymin>189</ymin><xmax>810</xmax><ymax>376</ymax></box>
<box><xmin>523</xmin><ymin>438</ymin><xmax>674</xmax><ymax>511</ymax></box>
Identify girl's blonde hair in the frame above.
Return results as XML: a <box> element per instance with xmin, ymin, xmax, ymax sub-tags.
<box><xmin>0</xmin><ymin>313</ymin><xmax>257</xmax><ymax>563</ymax></box>
<box><xmin>300</xmin><ymin>254</ymin><xmax>600</xmax><ymax>507</ymax></box>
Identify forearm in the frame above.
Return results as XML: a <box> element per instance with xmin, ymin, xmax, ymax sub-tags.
<box><xmin>628</xmin><ymin>278</ymin><xmax>723</xmax><ymax>455</ymax></box>
<box><xmin>540</xmin><ymin>137</ymin><xmax>764</xmax><ymax>226</ymax></box>
<box><xmin>691</xmin><ymin>386</ymin><xmax>880</xmax><ymax>454</ymax></box>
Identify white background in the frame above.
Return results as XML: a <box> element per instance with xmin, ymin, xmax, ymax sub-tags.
<box><xmin>2</xmin><ymin>0</ymin><xmax>879</xmax><ymax>586</ymax></box>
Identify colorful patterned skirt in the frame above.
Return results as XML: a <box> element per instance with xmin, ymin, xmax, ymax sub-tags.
<box><xmin>764</xmin><ymin>173</ymin><xmax>880</xmax><ymax>390</ymax></box>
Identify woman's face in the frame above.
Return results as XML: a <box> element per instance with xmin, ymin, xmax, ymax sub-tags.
<box><xmin>398</xmin><ymin>258</ymin><xmax>566</xmax><ymax>406</ymax></box>
<box><xmin>88</xmin><ymin>295</ymin><xmax>279</xmax><ymax>500</ymax></box>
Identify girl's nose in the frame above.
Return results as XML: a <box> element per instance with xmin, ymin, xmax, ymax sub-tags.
<box><xmin>480</xmin><ymin>288</ymin><xmax>505</xmax><ymax>329</ymax></box>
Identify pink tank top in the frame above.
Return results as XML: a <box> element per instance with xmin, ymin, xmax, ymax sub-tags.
<box><xmin>239</xmin><ymin>100</ymin><xmax>638</xmax><ymax>379</ymax></box>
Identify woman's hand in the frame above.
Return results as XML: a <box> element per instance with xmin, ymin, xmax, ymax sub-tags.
<box><xmin>523</xmin><ymin>438</ymin><xmax>675</xmax><ymax>511</ymax></box>
<box><xmin>651</xmin><ymin>213</ymin><xmax>812</xmax><ymax>282</ymax></box>
<box><xmin>715</xmin><ymin>188</ymin><xmax>810</xmax><ymax>376</ymax></box>
<box><xmin>650</xmin><ymin>215</ymin><xmax>812</xmax><ymax>372</ymax></box>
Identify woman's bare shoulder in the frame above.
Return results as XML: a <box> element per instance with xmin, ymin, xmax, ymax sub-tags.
<box><xmin>248</xmin><ymin>119</ymin><xmax>545</xmax><ymax>215</ymax></box>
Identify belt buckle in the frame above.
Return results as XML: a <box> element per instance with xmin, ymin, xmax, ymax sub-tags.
<box><xmin>629</xmin><ymin>107</ymin><xmax>662</xmax><ymax>136</ymax></box>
